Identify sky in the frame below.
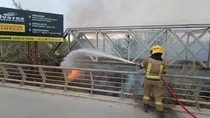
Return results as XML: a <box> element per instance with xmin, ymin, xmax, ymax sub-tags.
<box><xmin>0</xmin><ymin>0</ymin><xmax>209</xmax><ymax>61</ymax></box>
<box><xmin>0</xmin><ymin>0</ymin><xmax>210</xmax><ymax>28</ymax></box>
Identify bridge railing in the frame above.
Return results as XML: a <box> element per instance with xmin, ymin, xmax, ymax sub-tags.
<box><xmin>0</xmin><ymin>62</ymin><xmax>210</xmax><ymax>110</ymax></box>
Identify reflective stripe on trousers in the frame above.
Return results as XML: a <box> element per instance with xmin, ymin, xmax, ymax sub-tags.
<box><xmin>155</xmin><ymin>101</ymin><xmax>163</xmax><ymax>105</ymax></box>
<box><xmin>143</xmin><ymin>79</ymin><xmax>164</xmax><ymax>111</ymax></box>
<box><xmin>143</xmin><ymin>96</ymin><xmax>150</xmax><ymax>100</ymax></box>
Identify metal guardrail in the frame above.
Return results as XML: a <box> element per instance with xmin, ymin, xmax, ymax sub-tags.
<box><xmin>0</xmin><ymin>62</ymin><xmax>210</xmax><ymax>110</ymax></box>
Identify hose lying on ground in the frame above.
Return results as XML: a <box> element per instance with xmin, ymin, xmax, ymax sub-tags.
<box><xmin>161</xmin><ymin>77</ymin><xmax>197</xmax><ymax>118</ymax></box>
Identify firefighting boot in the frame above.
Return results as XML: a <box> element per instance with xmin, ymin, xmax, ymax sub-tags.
<box><xmin>157</xmin><ymin>111</ymin><xmax>165</xmax><ymax>118</ymax></box>
<box><xmin>144</xmin><ymin>104</ymin><xmax>149</xmax><ymax>113</ymax></box>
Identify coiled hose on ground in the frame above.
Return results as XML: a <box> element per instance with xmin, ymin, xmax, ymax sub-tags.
<box><xmin>161</xmin><ymin>77</ymin><xmax>197</xmax><ymax>118</ymax></box>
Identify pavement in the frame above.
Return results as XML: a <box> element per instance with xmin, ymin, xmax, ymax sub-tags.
<box><xmin>0</xmin><ymin>87</ymin><xmax>209</xmax><ymax>118</ymax></box>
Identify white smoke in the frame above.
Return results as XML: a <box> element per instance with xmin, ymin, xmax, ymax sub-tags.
<box><xmin>66</xmin><ymin>0</ymin><xmax>210</xmax><ymax>28</ymax></box>
<box><xmin>15</xmin><ymin>0</ymin><xmax>210</xmax><ymax>28</ymax></box>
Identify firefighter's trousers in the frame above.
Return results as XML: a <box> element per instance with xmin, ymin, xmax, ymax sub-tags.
<box><xmin>143</xmin><ymin>79</ymin><xmax>163</xmax><ymax>111</ymax></box>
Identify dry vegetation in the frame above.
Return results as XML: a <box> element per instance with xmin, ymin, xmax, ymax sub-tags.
<box><xmin>168</xmin><ymin>62</ymin><xmax>210</xmax><ymax>109</ymax></box>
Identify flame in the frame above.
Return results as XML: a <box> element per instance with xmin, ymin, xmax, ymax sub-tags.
<box><xmin>67</xmin><ymin>70</ymin><xmax>80</xmax><ymax>81</ymax></box>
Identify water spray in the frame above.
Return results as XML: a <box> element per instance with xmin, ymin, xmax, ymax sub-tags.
<box><xmin>60</xmin><ymin>49</ymin><xmax>136</xmax><ymax>68</ymax></box>
<box><xmin>61</xmin><ymin>49</ymin><xmax>197</xmax><ymax>117</ymax></box>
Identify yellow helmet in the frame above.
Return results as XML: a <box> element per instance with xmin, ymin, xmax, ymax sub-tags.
<box><xmin>150</xmin><ymin>45</ymin><xmax>163</xmax><ymax>54</ymax></box>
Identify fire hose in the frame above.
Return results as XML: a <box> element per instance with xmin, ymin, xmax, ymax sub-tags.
<box><xmin>161</xmin><ymin>77</ymin><xmax>197</xmax><ymax>118</ymax></box>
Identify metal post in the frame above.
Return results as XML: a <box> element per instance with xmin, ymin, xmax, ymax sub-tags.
<box><xmin>185</xmin><ymin>33</ymin><xmax>190</xmax><ymax>60</ymax></box>
<box><xmin>127</xmin><ymin>33</ymin><xmax>130</xmax><ymax>61</ymax></box>
<box><xmin>103</xmin><ymin>33</ymin><xmax>105</xmax><ymax>53</ymax></box>
<box><xmin>17</xmin><ymin>65</ymin><xmax>26</xmax><ymax>86</ymax></box>
<box><xmin>96</xmin><ymin>31</ymin><xmax>99</xmax><ymax>61</ymax></box>
<box><xmin>164</xmin><ymin>29</ymin><xmax>168</xmax><ymax>63</ymax></box>
<box><xmin>90</xmin><ymin>72</ymin><xmax>94</xmax><ymax>96</ymax></box>
<box><xmin>120</xmin><ymin>74</ymin><xmax>124</xmax><ymax>100</ymax></box>
<box><xmin>0</xmin><ymin>65</ymin><xmax>8</xmax><ymax>84</ymax></box>
<box><xmin>0</xmin><ymin>44</ymin><xmax>3</xmax><ymax>57</ymax></box>
<box><xmin>194</xmin><ymin>79</ymin><xmax>204</xmax><ymax>111</ymax></box>
<box><xmin>68</xmin><ymin>33</ymin><xmax>71</xmax><ymax>53</ymax></box>
<box><xmin>38</xmin><ymin>67</ymin><xmax>46</xmax><ymax>89</ymax></box>
<box><xmin>63</xmin><ymin>71</ymin><xmax>68</xmax><ymax>92</ymax></box>
<box><xmin>208</xmin><ymin>37</ymin><xmax>210</xmax><ymax>67</ymax></box>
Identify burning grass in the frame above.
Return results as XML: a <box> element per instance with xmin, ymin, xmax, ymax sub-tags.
<box><xmin>68</xmin><ymin>70</ymin><xmax>81</xmax><ymax>81</ymax></box>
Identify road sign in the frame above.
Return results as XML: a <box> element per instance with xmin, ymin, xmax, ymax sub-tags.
<box><xmin>0</xmin><ymin>7</ymin><xmax>64</xmax><ymax>42</ymax></box>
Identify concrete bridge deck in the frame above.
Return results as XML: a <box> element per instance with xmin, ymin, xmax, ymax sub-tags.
<box><xmin>0</xmin><ymin>87</ymin><xmax>209</xmax><ymax>118</ymax></box>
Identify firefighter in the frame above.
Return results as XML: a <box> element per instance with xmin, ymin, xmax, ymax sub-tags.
<box><xmin>138</xmin><ymin>45</ymin><xmax>167</xmax><ymax>118</ymax></box>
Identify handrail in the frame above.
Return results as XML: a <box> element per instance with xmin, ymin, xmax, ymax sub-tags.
<box><xmin>0</xmin><ymin>62</ymin><xmax>141</xmax><ymax>74</ymax></box>
<box><xmin>1</xmin><ymin>62</ymin><xmax>210</xmax><ymax>80</ymax></box>
<box><xmin>0</xmin><ymin>62</ymin><xmax>210</xmax><ymax>111</ymax></box>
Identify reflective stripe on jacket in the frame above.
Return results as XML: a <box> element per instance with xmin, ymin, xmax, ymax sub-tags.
<box><xmin>139</xmin><ymin>58</ymin><xmax>167</xmax><ymax>80</ymax></box>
